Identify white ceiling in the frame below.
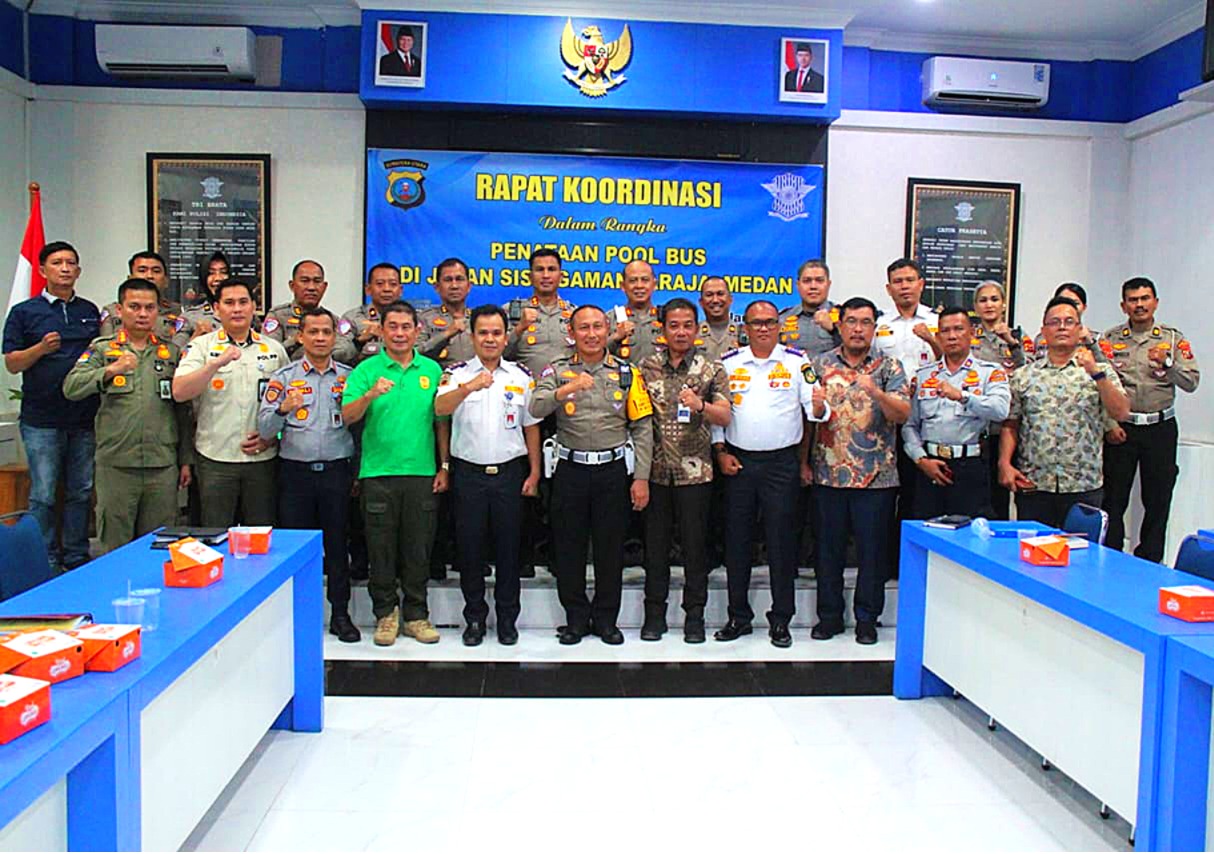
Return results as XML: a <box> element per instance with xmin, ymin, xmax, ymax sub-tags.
<box><xmin>17</xmin><ymin>0</ymin><xmax>1209</xmax><ymax>60</ymax></box>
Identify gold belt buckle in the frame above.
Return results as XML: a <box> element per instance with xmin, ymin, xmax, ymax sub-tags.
<box><xmin>937</xmin><ymin>445</ymin><xmax>953</xmax><ymax>459</ymax></box>
<box><xmin>485</xmin><ymin>465</ymin><xmax>499</xmax><ymax>475</ymax></box>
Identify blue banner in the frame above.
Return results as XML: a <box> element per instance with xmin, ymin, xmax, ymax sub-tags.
<box><xmin>365</xmin><ymin>148</ymin><xmax>824</xmax><ymax>310</ymax></box>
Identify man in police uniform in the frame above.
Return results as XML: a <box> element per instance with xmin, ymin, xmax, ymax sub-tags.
<box><xmin>903</xmin><ymin>307</ymin><xmax>1011</xmax><ymax>519</ymax></box>
<box><xmin>504</xmin><ymin>248</ymin><xmax>575</xmax><ymax>375</ymax></box>
<box><xmin>343</xmin><ymin>262</ymin><xmax>403</xmax><ymax>364</ymax></box>
<box><xmin>778</xmin><ymin>259</ymin><xmax>842</xmax><ymax>357</ymax></box>
<box><xmin>711</xmin><ymin>300</ymin><xmax>829</xmax><ymax>648</ymax></box>
<box><xmin>262</xmin><ymin>259</ymin><xmax>356</xmax><ymax>363</ymax></box>
<box><xmin>697</xmin><ymin>275</ymin><xmax>744</xmax><ymax>362</ymax></box>
<box><xmin>1100</xmin><ymin>277</ymin><xmax>1200</xmax><ymax>562</ymax></box>
<box><xmin>608</xmin><ymin>259</ymin><xmax>665</xmax><ymax>364</ymax></box>
<box><xmin>99</xmin><ymin>252</ymin><xmax>189</xmax><ymax>342</ymax></box>
<box><xmin>173</xmin><ymin>279</ymin><xmax>289</xmax><ymax>526</ymax></box>
<box><xmin>258</xmin><ymin>308</ymin><xmax>359</xmax><ymax>642</ymax></box>
<box><xmin>418</xmin><ymin>257</ymin><xmax>475</xmax><ymax>368</ymax></box>
<box><xmin>64</xmin><ymin>278</ymin><xmax>191</xmax><ymax>553</ymax></box>
<box><xmin>530</xmin><ymin>305</ymin><xmax>654</xmax><ymax>645</ymax></box>
<box><xmin>435</xmin><ymin>305</ymin><xmax>542</xmax><ymax>646</ymax></box>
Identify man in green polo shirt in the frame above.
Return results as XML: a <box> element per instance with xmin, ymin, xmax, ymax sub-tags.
<box><xmin>343</xmin><ymin>301</ymin><xmax>451</xmax><ymax>646</ymax></box>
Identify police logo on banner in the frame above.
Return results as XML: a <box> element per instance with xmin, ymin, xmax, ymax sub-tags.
<box><xmin>761</xmin><ymin>173</ymin><xmax>814</xmax><ymax>222</ymax></box>
<box><xmin>385</xmin><ymin>158</ymin><xmax>429</xmax><ymax>211</ymax></box>
<box><xmin>560</xmin><ymin>19</ymin><xmax>633</xmax><ymax>98</ymax></box>
<box><xmin>954</xmin><ymin>201</ymin><xmax>976</xmax><ymax>222</ymax></box>
<box><xmin>200</xmin><ymin>176</ymin><xmax>224</xmax><ymax>200</ymax></box>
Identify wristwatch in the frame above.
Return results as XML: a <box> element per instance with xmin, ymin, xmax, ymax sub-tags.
<box><xmin>440</xmin><ymin>461</ymin><xmax>450</xmax><ymax>472</ymax></box>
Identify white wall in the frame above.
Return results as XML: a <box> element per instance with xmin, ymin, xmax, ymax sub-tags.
<box><xmin>27</xmin><ymin>89</ymin><xmax>366</xmax><ymax>314</ymax></box>
<box><xmin>826</xmin><ymin>110</ymin><xmax>1130</xmax><ymax>336</ymax></box>
<box><xmin>0</xmin><ymin>68</ymin><xmax>30</xmax><ymax>408</ymax></box>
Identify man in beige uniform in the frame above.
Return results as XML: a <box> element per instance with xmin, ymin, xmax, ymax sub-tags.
<box><xmin>1100</xmin><ymin>276</ymin><xmax>1201</xmax><ymax>562</ymax></box>
<box><xmin>531</xmin><ymin>305</ymin><xmax>654</xmax><ymax>645</ymax></box>
<box><xmin>262</xmin><ymin>259</ymin><xmax>356</xmax><ymax>363</ymax></box>
<box><xmin>608</xmin><ymin>260</ymin><xmax>665</xmax><ymax>364</ymax></box>
<box><xmin>418</xmin><ymin>257</ymin><xmax>475</xmax><ymax>368</ymax></box>
<box><xmin>99</xmin><ymin>251</ymin><xmax>189</xmax><ymax>342</ymax></box>
<box><xmin>698</xmin><ymin>276</ymin><xmax>744</xmax><ymax>363</ymax></box>
<box><xmin>504</xmin><ymin>248</ymin><xmax>575</xmax><ymax>376</ymax></box>
<box><xmin>173</xmin><ymin>279</ymin><xmax>288</xmax><ymax>526</ymax></box>
<box><xmin>343</xmin><ymin>262</ymin><xmax>403</xmax><ymax>364</ymax></box>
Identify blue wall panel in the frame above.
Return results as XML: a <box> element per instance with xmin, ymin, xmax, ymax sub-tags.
<box><xmin>0</xmin><ymin>3</ymin><xmax>22</xmax><ymax>78</ymax></box>
<box><xmin>1131</xmin><ymin>28</ymin><xmax>1204</xmax><ymax>119</ymax></box>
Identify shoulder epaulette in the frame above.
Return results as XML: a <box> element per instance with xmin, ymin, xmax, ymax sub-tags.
<box><xmin>784</xmin><ymin>346</ymin><xmax>805</xmax><ymax>357</ymax></box>
<box><xmin>445</xmin><ymin>360</ymin><xmax>467</xmax><ymax>371</ymax></box>
<box><xmin>514</xmin><ymin>361</ymin><xmax>533</xmax><ymax>377</ymax></box>
<box><xmin>720</xmin><ymin>347</ymin><xmax>742</xmax><ymax>360</ymax></box>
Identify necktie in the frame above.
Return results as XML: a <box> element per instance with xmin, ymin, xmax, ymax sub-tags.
<box><xmin>798</xmin><ymin>70</ymin><xmax>806</xmax><ymax>90</ymax></box>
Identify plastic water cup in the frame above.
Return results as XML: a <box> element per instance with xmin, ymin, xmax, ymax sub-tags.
<box><xmin>230</xmin><ymin>527</ymin><xmax>251</xmax><ymax>559</ymax></box>
<box><xmin>1017</xmin><ymin>528</ymin><xmax>1038</xmax><ymax>540</ymax></box>
<box><xmin>131</xmin><ymin>587</ymin><xmax>161</xmax><ymax>631</ymax></box>
<box><xmin>972</xmin><ymin>517</ymin><xmax>992</xmax><ymax>539</ymax></box>
<box><xmin>112</xmin><ymin>596</ymin><xmax>146</xmax><ymax>625</ymax></box>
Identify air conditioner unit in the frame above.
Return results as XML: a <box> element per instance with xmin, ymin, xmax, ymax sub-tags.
<box><xmin>96</xmin><ymin>25</ymin><xmax>256</xmax><ymax>80</ymax></box>
<box><xmin>922</xmin><ymin>57</ymin><xmax>1050</xmax><ymax>109</ymax></box>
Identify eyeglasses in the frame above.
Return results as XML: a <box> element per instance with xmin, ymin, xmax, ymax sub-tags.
<box><xmin>840</xmin><ymin>317</ymin><xmax>875</xmax><ymax>328</ymax></box>
<box><xmin>745</xmin><ymin>319</ymin><xmax>779</xmax><ymax>329</ymax></box>
<box><xmin>1043</xmin><ymin>317</ymin><xmax>1080</xmax><ymax>329</ymax></box>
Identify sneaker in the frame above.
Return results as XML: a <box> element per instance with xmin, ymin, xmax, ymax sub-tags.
<box><xmin>402</xmin><ymin>618</ymin><xmax>441</xmax><ymax>644</ymax></box>
<box><xmin>373</xmin><ymin>607</ymin><xmax>400</xmax><ymax>646</ymax></box>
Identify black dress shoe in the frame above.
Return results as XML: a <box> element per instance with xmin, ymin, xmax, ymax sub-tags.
<box><xmin>640</xmin><ymin>606</ymin><xmax>667</xmax><ymax>641</ymax></box>
<box><xmin>329</xmin><ymin>612</ymin><xmax>362</xmax><ymax>643</ymax></box>
<box><xmin>684</xmin><ymin>620</ymin><xmax>706</xmax><ymax>644</ymax></box>
<box><xmin>462</xmin><ymin>621</ymin><xmax>486</xmax><ymax>646</ymax></box>
<box><xmin>855</xmin><ymin>621</ymin><xmax>878</xmax><ymax>645</ymax></box>
<box><xmin>598</xmin><ymin>625</ymin><xmax>625</xmax><ymax>645</ymax></box>
<box><xmin>713</xmin><ymin>620</ymin><xmax>753</xmax><ymax>642</ymax></box>
<box><xmin>769</xmin><ymin>622</ymin><xmax>793</xmax><ymax>648</ymax></box>
<box><xmin>558</xmin><ymin>625</ymin><xmax>588</xmax><ymax>645</ymax></box>
<box><xmin>497</xmin><ymin>623</ymin><xmax>519</xmax><ymax>645</ymax></box>
<box><xmin>811</xmin><ymin>621</ymin><xmax>844</xmax><ymax>641</ymax></box>
<box><xmin>519</xmin><ymin>563</ymin><xmax>537</xmax><ymax>579</ymax></box>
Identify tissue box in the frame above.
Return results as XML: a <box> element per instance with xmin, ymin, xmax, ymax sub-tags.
<box><xmin>72</xmin><ymin>624</ymin><xmax>142</xmax><ymax>672</ymax></box>
<box><xmin>0</xmin><ymin>674</ymin><xmax>51</xmax><ymax>745</ymax></box>
<box><xmin>164</xmin><ymin>538</ymin><xmax>224</xmax><ymax>588</ymax></box>
<box><xmin>1159</xmin><ymin>585</ymin><xmax>1214</xmax><ymax>622</ymax></box>
<box><xmin>0</xmin><ymin>630</ymin><xmax>86</xmax><ymax>683</ymax></box>
<box><xmin>1019</xmin><ymin>535</ymin><xmax>1070</xmax><ymax>567</ymax></box>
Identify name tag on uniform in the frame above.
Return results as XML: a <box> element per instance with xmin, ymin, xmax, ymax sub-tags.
<box><xmin>159</xmin><ymin>379</ymin><xmax>172</xmax><ymax>400</ymax></box>
<box><xmin>332</xmin><ymin>411</ymin><xmax>343</xmax><ymax>428</ymax></box>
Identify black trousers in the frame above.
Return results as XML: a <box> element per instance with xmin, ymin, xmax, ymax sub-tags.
<box><xmin>452</xmin><ymin>457</ymin><xmax>526</xmax><ymax>625</ymax></box>
<box><xmin>723</xmin><ymin>445</ymin><xmax>800</xmax><ymax>625</ymax></box>
<box><xmin>985</xmin><ymin>435</ymin><xmax>1011</xmax><ymax>520</ymax></box>
<box><xmin>1015</xmin><ymin>487</ymin><xmax>1103</xmax><ymax>531</ymax></box>
<box><xmin>277</xmin><ymin>458</ymin><xmax>354</xmax><ymax>611</ymax></box>
<box><xmin>911</xmin><ymin>456</ymin><xmax>993</xmax><ymax>519</ymax></box>
<box><xmin>1103</xmin><ymin>418</ymin><xmax>1179</xmax><ymax>562</ymax></box>
<box><xmin>550</xmin><ymin>457</ymin><xmax>630</xmax><ymax>631</ymax></box>
<box><xmin>887</xmin><ymin>433</ymin><xmax>918</xmax><ymax>578</ymax></box>
<box><xmin>644</xmin><ymin>481</ymin><xmax>712</xmax><ymax>620</ymax></box>
<box><xmin>815</xmin><ymin>486</ymin><xmax>896</xmax><ymax>626</ymax></box>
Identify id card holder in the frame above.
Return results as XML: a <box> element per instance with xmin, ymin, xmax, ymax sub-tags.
<box><xmin>258</xmin><ymin>378</ymin><xmax>269</xmax><ymax>400</ymax></box>
<box><xmin>159</xmin><ymin>378</ymin><xmax>173</xmax><ymax>400</ymax></box>
<box><xmin>504</xmin><ymin>406</ymin><xmax>519</xmax><ymax>430</ymax></box>
<box><xmin>332</xmin><ymin>410</ymin><xmax>343</xmax><ymax>428</ymax></box>
<box><xmin>676</xmin><ymin>403</ymin><xmax>692</xmax><ymax>424</ymax></box>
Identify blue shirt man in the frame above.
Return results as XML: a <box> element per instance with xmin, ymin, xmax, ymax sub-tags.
<box><xmin>2</xmin><ymin>241</ymin><xmax>101</xmax><ymax>569</ymax></box>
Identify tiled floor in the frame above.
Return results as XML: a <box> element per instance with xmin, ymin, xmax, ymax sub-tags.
<box><xmin>183</xmin><ymin>694</ymin><xmax>1133</xmax><ymax>852</ymax></box>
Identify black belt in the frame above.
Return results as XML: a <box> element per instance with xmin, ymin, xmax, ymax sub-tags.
<box><xmin>452</xmin><ymin>456</ymin><xmax>526</xmax><ymax>476</ymax></box>
<box><xmin>726</xmin><ymin>443</ymin><xmax>797</xmax><ymax>458</ymax></box>
<box><xmin>280</xmin><ymin>457</ymin><xmax>351</xmax><ymax>472</ymax></box>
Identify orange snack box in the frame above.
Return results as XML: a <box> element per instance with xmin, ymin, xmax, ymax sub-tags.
<box><xmin>0</xmin><ymin>674</ymin><xmax>51</xmax><ymax>745</ymax></box>
<box><xmin>163</xmin><ymin>537</ymin><xmax>224</xmax><ymax>588</ymax></box>
<box><xmin>1019</xmin><ymin>535</ymin><xmax>1070</xmax><ymax>567</ymax></box>
<box><xmin>0</xmin><ymin>629</ymin><xmax>86</xmax><ymax>684</ymax></box>
<box><xmin>1159</xmin><ymin>585</ymin><xmax>1214</xmax><ymax>622</ymax></box>
<box><xmin>229</xmin><ymin>526</ymin><xmax>273</xmax><ymax>555</ymax></box>
<box><xmin>71</xmin><ymin>624</ymin><xmax>142</xmax><ymax>672</ymax></box>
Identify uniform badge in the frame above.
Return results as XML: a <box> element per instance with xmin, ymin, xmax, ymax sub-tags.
<box><xmin>262</xmin><ymin>316</ymin><xmax>280</xmax><ymax>334</ymax></box>
<box><xmin>1180</xmin><ymin>339</ymin><xmax>1195</xmax><ymax>360</ymax></box>
<box><xmin>732</xmin><ymin>393</ymin><xmax>743</xmax><ymax>405</ymax></box>
<box><xmin>432</xmin><ymin>317</ymin><xmax>448</xmax><ymax>328</ymax></box>
<box><xmin>175</xmin><ymin>316</ymin><xmax>186</xmax><ymax>332</ymax></box>
<box><xmin>295</xmin><ymin>408</ymin><xmax>308</xmax><ymax>420</ymax></box>
<box><xmin>211</xmin><ymin>378</ymin><xmax>225</xmax><ymax>390</ymax></box>
<box><xmin>564</xmin><ymin>401</ymin><xmax>576</xmax><ymax>415</ymax></box>
<box><xmin>77</xmin><ymin>350</ymin><xmax>91</xmax><ymax>363</ymax></box>
<box><xmin>613</xmin><ymin>390</ymin><xmax>623</xmax><ymax>400</ymax></box>
<box><xmin>338</xmin><ymin>318</ymin><xmax>352</xmax><ymax>336</ymax></box>
<box><xmin>419</xmin><ymin>375</ymin><xmax>431</xmax><ymax>389</ymax></box>
<box><xmin>1151</xmin><ymin>327</ymin><xmax>1162</xmax><ymax>337</ymax></box>
<box><xmin>265</xmin><ymin>381</ymin><xmax>283</xmax><ymax>403</ymax></box>
<box><xmin>526</xmin><ymin>336</ymin><xmax>537</xmax><ymax>345</ymax></box>
<box><xmin>800</xmin><ymin>364</ymin><xmax>817</xmax><ymax>384</ymax></box>
<box><xmin>989</xmin><ymin>369</ymin><xmax>1008</xmax><ymax>383</ymax></box>
<box><xmin>112</xmin><ymin>375</ymin><xmax>126</xmax><ymax>387</ymax></box>
<box><xmin>157</xmin><ymin>345</ymin><xmax>170</xmax><ymax>359</ymax></box>
<box><xmin>561</xmin><ymin>370</ymin><xmax>578</xmax><ymax>379</ymax></box>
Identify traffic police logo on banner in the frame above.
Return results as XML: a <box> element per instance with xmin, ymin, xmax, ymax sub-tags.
<box><xmin>761</xmin><ymin>173</ymin><xmax>814</xmax><ymax>222</ymax></box>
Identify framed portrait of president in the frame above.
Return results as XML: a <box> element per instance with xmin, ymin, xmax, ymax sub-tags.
<box><xmin>374</xmin><ymin>20</ymin><xmax>427</xmax><ymax>88</ymax></box>
<box><xmin>779</xmin><ymin>37</ymin><xmax>828</xmax><ymax>104</ymax></box>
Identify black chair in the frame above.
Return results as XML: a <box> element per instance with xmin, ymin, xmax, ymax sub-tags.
<box><xmin>1064</xmin><ymin>502</ymin><xmax>1109</xmax><ymax>546</ymax></box>
<box><xmin>0</xmin><ymin>511</ymin><xmax>56</xmax><ymax>602</ymax></box>
<box><xmin>1175</xmin><ymin>534</ymin><xmax>1214</xmax><ymax>583</ymax></box>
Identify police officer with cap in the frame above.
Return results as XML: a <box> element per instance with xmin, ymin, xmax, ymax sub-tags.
<box><xmin>64</xmin><ymin>278</ymin><xmax>191</xmax><ymax>553</ymax></box>
<box><xmin>1100</xmin><ymin>276</ymin><xmax>1200</xmax><ymax>562</ymax></box>
<box><xmin>435</xmin><ymin>305</ymin><xmax>542</xmax><ymax>646</ymax></box>
<box><xmin>262</xmin><ymin>259</ymin><xmax>356</xmax><ymax>363</ymax></box>
<box><xmin>711</xmin><ymin>299</ymin><xmax>830</xmax><ymax>648</ymax></box>
<box><xmin>258</xmin><ymin>307</ymin><xmax>359</xmax><ymax>643</ymax></box>
<box><xmin>530</xmin><ymin>304</ymin><xmax>654</xmax><ymax>645</ymax></box>
<box><xmin>903</xmin><ymin>306</ymin><xmax>1011</xmax><ymax>519</ymax></box>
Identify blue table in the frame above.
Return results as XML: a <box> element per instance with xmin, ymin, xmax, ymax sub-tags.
<box><xmin>1157</xmin><ymin>634</ymin><xmax>1214</xmax><ymax>851</ymax></box>
<box><xmin>895</xmin><ymin>522</ymin><xmax>1214</xmax><ymax>852</ymax></box>
<box><xmin>0</xmin><ymin>530</ymin><xmax>323</xmax><ymax>851</ymax></box>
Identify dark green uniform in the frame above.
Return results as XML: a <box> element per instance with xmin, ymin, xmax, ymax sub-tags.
<box><xmin>63</xmin><ymin>330</ymin><xmax>186</xmax><ymax>553</ymax></box>
<box><xmin>99</xmin><ymin>297</ymin><xmax>188</xmax><ymax>343</ymax></box>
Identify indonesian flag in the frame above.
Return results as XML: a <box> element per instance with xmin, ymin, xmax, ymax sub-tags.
<box><xmin>6</xmin><ymin>185</ymin><xmax>45</xmax><ymax>320</ymax></box>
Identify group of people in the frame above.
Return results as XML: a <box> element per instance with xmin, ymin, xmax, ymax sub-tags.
<box><xmin>1</xmin><ymin>242</ymin><xmax>1200</xmax><ymax>650</ymax></box>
